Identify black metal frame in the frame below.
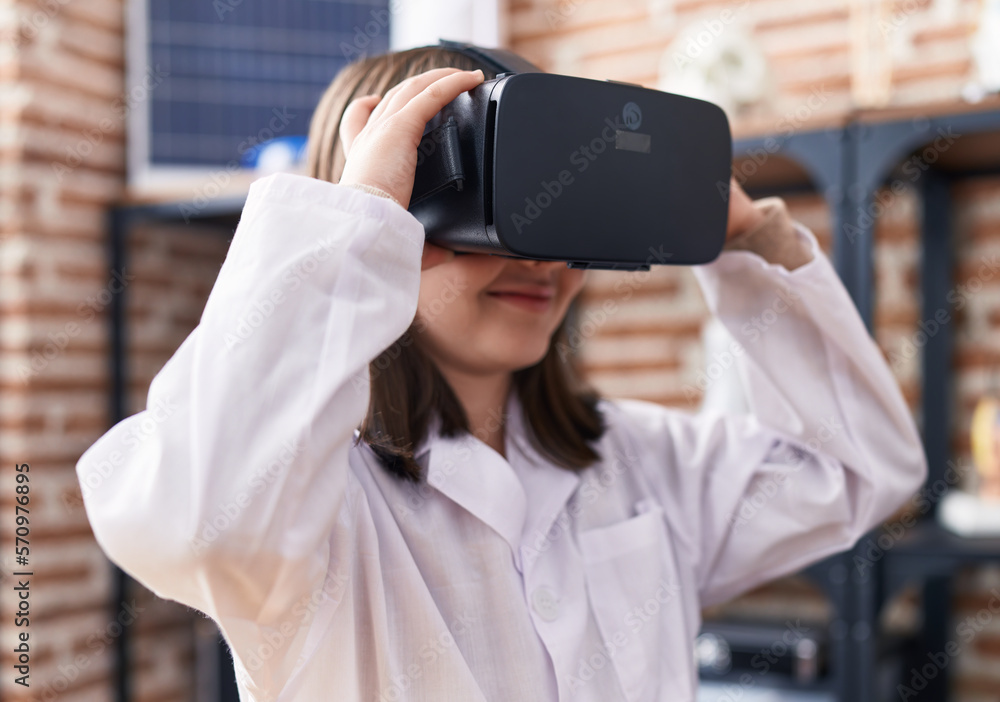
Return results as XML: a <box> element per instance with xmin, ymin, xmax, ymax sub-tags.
<box><xmin>851</xmin><ymin>104</ymin><xmax>1000</xmax><ymax>702</ymax></box>
<box><xmin>734</xmin><ymin>101</ymin><xmax>1000</xmax><ymax>701</ymax></box>
<box><xmin>734</xmin><ymin>122</ymin><xmax>856</xmax><ymax>702</ymax></box>
<box><xmin>106</xmin><ymin>200</ymin><xmax>243</xmax><ymax>702</ymax></box>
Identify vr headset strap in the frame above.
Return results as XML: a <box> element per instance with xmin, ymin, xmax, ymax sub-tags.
<box><xmin>410</xmin><ymin>116</ymin><xmax>463</xmax><ymax>205</ymax></box>
<box><xmin>436</xmin><ymin>39</ymin><xmax>543</xmax><ymax>75</ymax></box>
<box><xmin>410</xmin><ymin>40</ymin><xmax>542</xmax><ymax>207</ymax></box>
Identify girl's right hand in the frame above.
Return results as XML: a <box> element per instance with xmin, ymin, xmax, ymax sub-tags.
<box><xmin>338</xmin><ymin>67</ymin><xmax>485</xmax><ymax>270</ymax></box>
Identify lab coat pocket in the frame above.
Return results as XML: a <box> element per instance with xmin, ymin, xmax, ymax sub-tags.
<box><xmin>577</xmin><ymin>498</ymin><xmax>673</xmax><ymax>702</ymax></box>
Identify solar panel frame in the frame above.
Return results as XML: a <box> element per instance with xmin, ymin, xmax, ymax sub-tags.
<box><xmin>125</xmin><ymin>0</ymin><xmax>391</xmax><ymax>195</ymax></box>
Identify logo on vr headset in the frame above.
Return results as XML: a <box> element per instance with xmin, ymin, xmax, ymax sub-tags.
<box><xmin>622</xmin><ymin>102</ymin><xmax>641</xmax><ymax>130</ymax></box>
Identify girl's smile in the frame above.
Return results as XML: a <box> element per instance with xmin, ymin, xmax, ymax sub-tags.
<box><xmin>485</xmin><ymin>281</ymin><xmax>556</xmax><ymax>313</ymax></box>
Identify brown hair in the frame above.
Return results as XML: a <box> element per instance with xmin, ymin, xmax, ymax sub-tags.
<box><xmin>306</xmin><ymin>46</ymin><xmax>606</xmax><ymax>481</ymax></box>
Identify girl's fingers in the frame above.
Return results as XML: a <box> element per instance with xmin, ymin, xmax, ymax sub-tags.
<box><xmin>725</xmin><ymin>175</ymin><xmax>764</xmax><ymax>242</ymax></box>
<box><xmin>339</xmin><ymin>95</ymin><xmax>380</xmax><ymax>158</ymax></box>
<box><xmin>395</xmin><ymin>69</ymin><xmax>484</xmax><ymax>133</ymax></box>
<box><xmin>368</xmin><ymin>67</ymin><xmax>468</xmax><ymax>125</ymax></box>
<box><xmin>338</xmin><ymin>67</ymin><xmax>484</xmax><ymax>209</ymax></box>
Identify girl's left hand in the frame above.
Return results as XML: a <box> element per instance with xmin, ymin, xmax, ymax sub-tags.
<box><xmin>725</xmin><ymin>175</ymin><xmax>766</xmax><ymax>245</ymax></box>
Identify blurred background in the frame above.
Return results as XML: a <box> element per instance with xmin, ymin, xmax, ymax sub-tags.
<box><xmin>3</xmin><ymin>0</ymin><xmax>1000</xmax><ymax>700</ymax></box>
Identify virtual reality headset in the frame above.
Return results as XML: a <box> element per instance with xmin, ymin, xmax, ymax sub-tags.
<box><xmin>408</xmin><ymin>39</ymin><xmax>733</xmax><ymax>271</ymax></box>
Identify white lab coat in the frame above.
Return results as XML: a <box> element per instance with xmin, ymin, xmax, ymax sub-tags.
<box><xmin>76</xmin><ymin>172</ymin><xmax>927</xmax><ymax>702</ymax></box>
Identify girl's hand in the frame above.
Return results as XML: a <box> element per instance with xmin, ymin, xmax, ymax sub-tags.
<box><xmin>725</xmin><ymin>175</ymin><xmax>767</xmax><ymax>245</ymax></box>
<box><xmin>338</xmin><ymin>67</ymin><xmax>485</xmax><ymax>271</ymax></box>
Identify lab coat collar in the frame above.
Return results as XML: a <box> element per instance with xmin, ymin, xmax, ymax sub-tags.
<box><xmin>413</xmin><ymin>393</ymin><xmax>528</xmax><ymax>571</ymax></box>
<box><xmin>503</xmin><ymin>390</ymin><xmax>583</xmax><ymax>570</ymax></box>
<box><xmin>411</xmin><ymin>390</ymin><xmax>582</xmax><ymax>573</ymax></box>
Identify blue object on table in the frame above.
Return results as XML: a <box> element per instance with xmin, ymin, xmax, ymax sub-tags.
<box><xmin>239</xmin><ymin>136</ymin><xmax>309</xmax><ymax>170</ymax></box>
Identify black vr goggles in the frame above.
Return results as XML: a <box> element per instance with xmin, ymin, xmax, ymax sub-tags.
<box><xmin>408</xmin><ymin>39</ymin><xmax>733</xmax><ymax>271</ymax></box>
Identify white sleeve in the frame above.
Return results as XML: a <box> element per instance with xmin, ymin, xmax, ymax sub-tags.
<box><xmin>75</xmin><ymin>172</ymin><xmax>424</xmax><ymax>699</ymax></box>
<box><xmin>618</xmin><ymin>221</ymin><xmax>928</xmax><ymax>608</ymax></box>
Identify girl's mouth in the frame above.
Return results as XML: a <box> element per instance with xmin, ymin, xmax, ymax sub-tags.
<box><xmin>486</xmin><ymin>291</ymin><xmax>553</xmax><ymax>313</ymax></box>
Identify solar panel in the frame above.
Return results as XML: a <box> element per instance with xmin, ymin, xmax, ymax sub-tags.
<box><xmin>129</xmin><ymin>0</ymin><xmax>390</xmax><ymax>182</ymax></box>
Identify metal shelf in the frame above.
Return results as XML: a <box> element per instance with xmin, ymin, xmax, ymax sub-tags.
<box><xmin>106</xmin><ymin>201</ymin><xmax>242</xmax><ymax>702</ymax></box>
<box><xmin>734</xmin><ymin>98</ymin><xmax>1000</xmax><ymax>702</ymax></box>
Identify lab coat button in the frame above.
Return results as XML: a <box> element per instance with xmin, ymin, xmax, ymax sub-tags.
<box><xmin>531</xmin><ymin>586</ymin><xmax>560</xmax><ymax>622</ymax></box>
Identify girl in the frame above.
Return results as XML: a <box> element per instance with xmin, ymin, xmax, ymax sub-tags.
<box><xmin>77</xmin><ymin>46</ymin><xmax>927</xmax><ymax>702</ymax></box>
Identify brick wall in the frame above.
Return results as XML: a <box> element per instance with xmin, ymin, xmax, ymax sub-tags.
<box><xmin>0</xmin><ymin>0</ymin><xmax>223</xmax><ymax>700</ymax></box>
<box><xmin>509</xmin><ymin>0</ymin><xmax>1000</xmax><ymax>698</ymax></box>
<box><xmin>2</xmin><ymin>0</ymin><xmax>999</xmax><ymax>700</ymax></box>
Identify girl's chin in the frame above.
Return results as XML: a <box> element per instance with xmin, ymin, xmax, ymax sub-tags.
<box><xmin>458</xmin><ymin>343</ymin><xmax>550</xmax><ymax>374</ymax></box>
<box><xmin>497</xmin><ymin>344</ymin><xmax>552</xmax><ymax>371</ymax></box>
